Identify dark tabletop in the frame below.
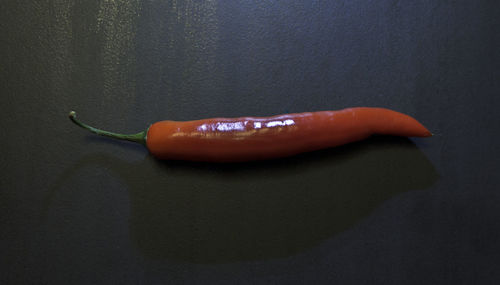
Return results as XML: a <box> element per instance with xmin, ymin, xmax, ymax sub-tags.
<box><xmin>2</xmin><ymin>0</ymin><xmax>499</xmax><ymax>284</ymax></box>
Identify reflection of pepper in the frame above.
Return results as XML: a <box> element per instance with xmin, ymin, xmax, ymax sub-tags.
<box><xmin>69</xmin><ymin>107</ymin><xmax>431</xmax><ymax>162</ymax></box>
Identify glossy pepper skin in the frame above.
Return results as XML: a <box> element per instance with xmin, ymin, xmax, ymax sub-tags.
<box><xmin>70</xmin><ymin>107</ymin><xmax>431</xmax><ymax>162</ymax></box>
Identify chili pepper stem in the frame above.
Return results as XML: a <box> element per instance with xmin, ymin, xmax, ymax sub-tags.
<box><xmin>69</xmin><ymin>111</ymin><xmax>147</xmax><ymax>145</ymax></box>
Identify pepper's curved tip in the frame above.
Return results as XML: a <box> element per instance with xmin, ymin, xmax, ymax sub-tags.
<box><xmin>69</xmin><ymin>111</ymin><xmax>76</xmax><ymax>119</ymax></box>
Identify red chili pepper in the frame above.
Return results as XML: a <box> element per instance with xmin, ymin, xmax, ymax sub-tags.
<box><xmin>69</xmin><ymin>107</ymin><xmax>431</xmax><ymax>162</ymax></box>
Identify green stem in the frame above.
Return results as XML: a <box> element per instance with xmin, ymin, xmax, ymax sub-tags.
<box><xmin>69</xmin><ymin>111</ymin><xmax>147</xmax><ymax>145</ymax></box>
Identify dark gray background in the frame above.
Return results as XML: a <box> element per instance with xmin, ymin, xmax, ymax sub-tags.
<box><xmin>2</xmin><ymin>0</ymin><xmax>499</xmax><ymax>284</ymax></box>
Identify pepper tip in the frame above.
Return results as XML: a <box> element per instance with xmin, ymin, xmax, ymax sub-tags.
<box><xmin>69</xmin><ymin>111</ymin><xmax>76</xmax><ymax>119</ymax></box>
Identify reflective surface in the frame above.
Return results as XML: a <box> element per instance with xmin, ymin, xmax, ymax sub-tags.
<box><xmin>196</xmin><ymin>118</ymin><xmax>296</xmax><ymax>133</ymax></box>
<box><xmin>1</xmin><ymin>0</ymin><xmax>499</xmax><ymax>284</ymax></box>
